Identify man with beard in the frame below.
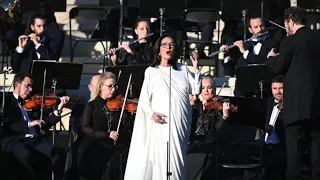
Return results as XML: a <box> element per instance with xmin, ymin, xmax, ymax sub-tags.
<box><xmin>264</xmin><ymin>75</ymin><xmax>286</xmax><ymax>180</ymax></box>
<box><xmin>12</xmin><ymin>13</ymin><xmax>60</xmax><ymax>73</ymax></box>
<box><xmin>267</xmin><ymin>7</ymin><xmax>320</xmax><ymax>180</ymax></box>
<box><xmin>224</xmin><ymin>16</ymin><xmax>278</xmax><ymax>97</ymax></box>
<box><xmin>232</xmin><ymin>16</ymin><xmax>278</xmax><ymax>66</ymax></box>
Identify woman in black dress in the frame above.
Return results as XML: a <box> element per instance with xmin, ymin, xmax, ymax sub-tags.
<box><xmin>110</xmin><ymin>18</ymin><xmax>154</xmax><ymax>65</ymax></box>
<box><xmin>78</xmin><ymin>72</ymin><xmax>134</xmax><ymax>180</ymax></box>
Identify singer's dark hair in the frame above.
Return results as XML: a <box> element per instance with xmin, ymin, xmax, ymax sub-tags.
<box><xmin>271</xmin><ymin>75</ymin><xmax>283</xmax><ymax>84</ymax></box>
<box><xmin>151</xmin><ymin>34</ymin><xmax>178</xmax><ymax>70</ymax></box>
<box><xmin>25</xmin><ymin>13</ymin><xmax>46</xmax><ymax>35</ymax></box>
<box><xmin>284</xmin><ymin>7</ymin><xmax>307</xmax><ymax>25</ymax></box>
<box><xmin>13</xmin><ymin>73</ymin><xmax>33</xmax><ymax>89</ymax></box>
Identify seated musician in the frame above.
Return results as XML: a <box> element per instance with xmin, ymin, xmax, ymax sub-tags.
<box><xmin>110</xmin><ymin>18</ymin><xmax>154</xmax><ymax>65</ymax></box>
<box><xmin>0</xmin><ymin>73</ymin><xmax>69</xmax><ymax>180</ymax></box>
<box><xmin>12</xmin><ymin>13</ymin><xmax>63</xmax><ymax>73</ymax></box>
<box><xmin>263</xmin><ymin>75</ymin><xmax>286</xmax><ymax>180</ymax></box>
<box><xmin>187</xmin><ymin>76</ymin><xmax>231</xmax><ymax>179</ymax></box>
<box><xmin>78</xmin><ymin>72</ymin><xmax>134</xmax><ymax>180</ymax></box>
<box><xmin>222</xmin><ymin>16</ymin><xmax>278</xmax><ymax>66</ymax></box>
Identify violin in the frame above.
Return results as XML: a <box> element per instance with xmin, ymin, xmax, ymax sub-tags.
<box><xmin>204</xmin><ymin>97</ymin><xmax>238</xmax><ymax>112</ymax></box>
<box><xmin>24</xmin><ymin>94</ymin><xmax>79</xmax><ymax>111</ymax></box>
<box><xmin>106</xmin><ymin>95</ymin><xmax>139</xmax><ymax>113</ymax></box>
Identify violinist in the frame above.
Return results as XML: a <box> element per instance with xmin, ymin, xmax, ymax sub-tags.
<box><xmin>186</xmin><ymin>76</ymin><xmax>231</xmax><ymax>179</ymax></box>
<box><xmin>110</xmin><ymin>18</ymin><xmax>154</xmax><ymax>65</ymax></box>
<box><xmin>0</xmin><ymin>73</ymin><xmax>69</xmax><ymax>180</ymax></box>
<box><xmin>263</xmin><ymin>75</ymin><xmax>286</xmax><ymax>180</ymax></box>
<box><xmin>78</xmin><ymin>72</ymin><xmax>133</xmax><ymax>180</ymax></box>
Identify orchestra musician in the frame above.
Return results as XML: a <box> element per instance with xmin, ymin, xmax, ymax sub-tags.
<box><xmin>64</xmin><ymin>74</ymin><xmax>100</xmax><ymax>180</ymax></box>
<box><xmin>187</xmin><ymin>76</ymin><xmax>230</xmax><ymax>179</ymax></box>
<box><xmin>266</xmin><ymin>7</ymin><xmax>320</xmax><ymax>180</ymax></box>
<box><xmin>222</xmin><ymin>16</ymin><xmax>278</xmax><ymax>97</ymax></box>
<box><xmin>78</xmin><ymin>72</ymin><xmax>134</xmax><ymax>180</ymax></box>
<box><xmin>12</xmin><ymin>13</ymin><xmax>63</xmax><ymax>73</ymax></box>
<box><xmin>0</xmin><ymin>73</ymin><xmax>69</xmax><ymax>180</ymax></box>
<box><xmin>110</xmin><ymin>18</ymin><xmax>154</xmax><ymax>66</ymax></box>
<box><xmin>263</xmin><ymin>75</ymin><xmax>286</xmax><ymax>180</ymax></box>
<box><xmin>124</xmin><ymin>34</ymin><xmax>200</xmax><ymax>180</ymax></box>
<box><xmin>88</xmin><ymin>74</ymin><xmax>100</xmax><ymax>100</ymax></box>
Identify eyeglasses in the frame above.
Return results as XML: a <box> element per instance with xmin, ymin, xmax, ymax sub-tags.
<box><xmin>21</xmin><ymin>83</ymin><xmax>32</xmax><ymax>89</ymax></box>
<box><xmin>103</xmin><ymin>84</ymin><xmax>118</xmax><ymax>90</ymax></box>
<box><xmin>160</xmin><ymin>42</ymin><xmax>175</xmax><ymax>48</ymax></box>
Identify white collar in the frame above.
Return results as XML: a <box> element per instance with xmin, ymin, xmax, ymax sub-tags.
<box><xmin>13</xmin><ymin>93</ymin><xmax>18</xmax><ymax>100</ymax></box>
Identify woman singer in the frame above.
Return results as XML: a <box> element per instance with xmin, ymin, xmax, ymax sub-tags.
<box><xmin>124</xmin><ymin>34</ymin><xmax>201</xmax><ymax>180</ymax></box>
<box><xmin>78</xmin><ymin>72</ymin><xmax>134</xmax><ymax>180</ymax></box>
<box><xmin>110</xmin><ymin>18</ymin><xmax>154</xmax><ymax>65</ymax></box>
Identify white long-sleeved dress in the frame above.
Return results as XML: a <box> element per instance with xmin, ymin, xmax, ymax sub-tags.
<box><xmin>124</xmin><ymin>63</ymin><xmax>201</xmax><ymax>180</ymax></box>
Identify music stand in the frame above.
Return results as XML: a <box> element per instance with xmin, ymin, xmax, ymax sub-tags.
<box><xmin>219</xmin><ymin>96</ymin><xmax>268</xmax><ymax>179</ymax></box>
<box><xmin>20</xmin><ymin>0</ymin><xmax>67</xmax><ymax>13</ymax></box>
<box><xmin>105</xmin><ymin>65</ymin><xmax>148</xmax><ymax>98</ymax></box>
<box><xmin>235</xmin><ymin>64</ymin><xmax>275</xmax><ymax>98</ymax></box>
<box><xmin>31</xmin><ymin>60</ymin><xmax>83</xmax><ymax>145</ymax></box>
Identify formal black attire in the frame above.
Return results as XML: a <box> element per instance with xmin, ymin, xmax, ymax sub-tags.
<box><xmin>187</xmin><ymin>101</ymin><xmax>227</xmax><ymax>180</ymax></box>
<box><xmin>0</xmin><ymin>93</ymin><xmax>66</xmax><ymax>180</ymax></box>
<box><xmin>7</xmin><ymin>12</ymin><xmax>64</xmax><ymax>72</ymax></box>
<box><xmin>263</xmin><ymin>98</ymin><xmax>286</xmax><ymax>180</ymax></box>
<box><xmin>234</xmin><ymin>35</ymin><xmax>277</xmax><ymax>97</ymax></box>
<box><xmin>116</xmin><ymin>41</ymin><xmax>154</xmax><ymax>65</ymax></box>
<box><xmin>236</xmin><ymin>36</ymin><xmax>277</xmax><ymax>66</ymax></box>
<box><xmin>78</xmin><ymin>96</ymin><xmax>134</xmax><ymax>180</ymax></box>
<box><xmin>266</xmin><ymin>27</ymin><xmax>320</xmax><ymax>180</ymax></box>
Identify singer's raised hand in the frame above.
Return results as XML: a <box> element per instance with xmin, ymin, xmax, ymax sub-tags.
<box><xmin>190</xmin><ymin>51</ymin><xmax>199</xmax><ymax>71</ymax></box>
<box><xmin>18</xmin><ymin>35</ymin><xmax>28</xmax><ymax>48</ymax></box>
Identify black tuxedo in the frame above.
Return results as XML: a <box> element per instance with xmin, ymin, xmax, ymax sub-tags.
<box><xmin>0</xmin><ymin>94</ymin><xmax>66</xmax><ymax>180</ymax></box>
<box><xmin>266</xmin><ymin>27</ymin><xmax>320</xmax><ymax>180</ymax></box>
<box><xmin>264</xmin><ymin>98</ymin><xmax>286</xmax><ymax>180</ymax></box>
<box><xmin>12</xmin><ymin>36</ymin><xmax>59</xmax><ymax>73</ymax></box>
<box><xmin>237</xmin><ymin>36</ymin><xmax>278</xmax><ymax>66</ymax></box>
<box><xmin>234</xmin><ymin>36</ymin><xmax>278</xmax><ymax>97</ymax></box>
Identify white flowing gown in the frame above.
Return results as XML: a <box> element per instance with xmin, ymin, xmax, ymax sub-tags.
<box><xmin>124</xmin><ymin>63</ymin><xmax>201</xmax><ymax>180</ymax></box>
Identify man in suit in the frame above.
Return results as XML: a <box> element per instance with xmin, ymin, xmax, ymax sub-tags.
<box><xmin>233</xmin><ymin>16</ymin><xmax>278</xmax><ymax>66</ymax></box>
<box><xmin>228</xmin><ymin>16</ymin><xmax>278</xmax><ymax>97</ymax></box>
<box><xmin>267</xmin><ymin>7</ymin><xmax>320</xmax><ymax>180</ymax></box>
<box><xmin>11</xmin><ymin>13</ymin><xmax>63</xmax><ymax>73</ymax></box>
<box><xmin>264</xmin><ymin>75</ymin><xmax>286</xmax><ymax>180</ymax></box>
<box><xmin>1</xmin><ymin>73</ymin><xmax>70</xmax><ymax>180</ymax></box>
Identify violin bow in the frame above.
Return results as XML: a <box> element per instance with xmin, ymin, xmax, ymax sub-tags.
<box><xmin>40</xmin><ymin>69</ymin><xmax>47</xmax><ymax>121</ymax></box>
<box><xmin>116</xmin><ymin>73</ymin><xmax>132</xmax><ymax>133</ymax></box>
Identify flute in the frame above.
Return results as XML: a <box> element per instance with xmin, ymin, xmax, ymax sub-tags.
<box><xmin>96</xmin><ymin>33</ymin><xmax>154</xmax><ymax>60</ymax></box>
<box><xmin>208</xmin><ymin>31</ymin><xmax>269</xmax><ymax>57</ymax></box>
